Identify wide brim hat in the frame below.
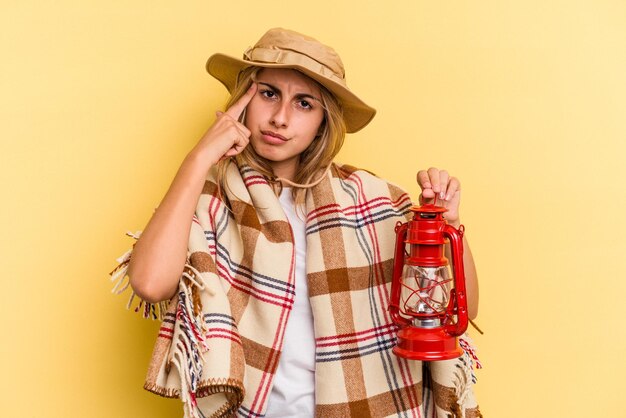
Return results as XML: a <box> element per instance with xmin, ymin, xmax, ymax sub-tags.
<box><xmin>206</xmin><ymin>28</ymin><xmax>376</xmax><ymax>133</ymax></box>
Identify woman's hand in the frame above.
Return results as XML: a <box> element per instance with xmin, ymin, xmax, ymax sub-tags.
<box><xmin>128</xmin><ymin>83</ymin><xmax>258</xmax><ymax>303</ymax></box>
<box><xmin>417</xmin><ymin>167</ymin><xmax>479</xmax><ymax>319</ymax></box>
<box><xmin>190</xmin><ymin>83</ymin><xmax>258</xmax><ymax>165</ymax></box>
<box><xmin>416</xmin><ymin>167</ymin><xmax>461</xmax><ymax>226</ymax></box>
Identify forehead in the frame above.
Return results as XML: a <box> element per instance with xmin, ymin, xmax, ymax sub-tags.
<box><xmin>256</xmin><ymin>68</ymin><xmax>322</xmax><ymax>96</ymax></box>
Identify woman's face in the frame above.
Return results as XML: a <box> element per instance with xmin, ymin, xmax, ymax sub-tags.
<box><xmin>244</xmin><ymin>68</ymin><xmax>325</xmax><ymax>180</ymax></box>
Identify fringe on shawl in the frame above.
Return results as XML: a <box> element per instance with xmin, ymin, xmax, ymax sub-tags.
<box><xmin>459</xmin><ymin>335</ymin><xmax>482</xmax><ymax>372</ymax></box>
<box><xmin>423</xmin><ymin>345</ymin><xmax>482</xmax><ymax>418</ymax></box>
<box><xmin>110</xmin><ymin>232</ymin><xmax>212</xmax><ymax>418</ymax></box>
<box><xmin>455</xmin><ymin>335</ymin><xmax>482</xmax><ymax>417</ymax></box>
<box><xmin>109</xmin><ymin>231</ymin><xmax>169</xmax><ymax>320</ymax></box>
<box><xmin>169</xmin><ymin>268</ymin><xmax>211</xmax><ymax>418</ymax></box>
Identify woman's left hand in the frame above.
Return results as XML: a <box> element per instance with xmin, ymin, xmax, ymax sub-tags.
<box><xmin>416</xmin><ymin>167</ymin><xmax>461</xmax><ymax>226</ymax></box>
<box><xmin>418</xmin><ymin>168</ymin><xmax>479</xmax><ymax>320</ymax></box>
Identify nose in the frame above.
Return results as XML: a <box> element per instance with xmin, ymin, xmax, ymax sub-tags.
<box><xmin>270</xmin><ymin>101</ymin><xmax>290</xmax><ymax>128</ymax></box>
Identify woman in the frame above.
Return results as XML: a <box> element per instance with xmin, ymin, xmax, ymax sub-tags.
<box><xmin>115</xmin><ymin>28</ymin><xmax>481</xmax><ymax>418</ymax></box>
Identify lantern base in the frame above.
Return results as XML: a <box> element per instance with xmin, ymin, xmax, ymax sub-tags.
<box><xmin>393</xmin><ymin>326</ymin><xmax>463</xmax><ymax>361</ymax></box>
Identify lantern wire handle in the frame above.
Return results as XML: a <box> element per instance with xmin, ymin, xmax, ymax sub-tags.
<box><xmin>469</xmin><ymin>319</ymin><xmax>484</xmax><ymax>335</ymax></box>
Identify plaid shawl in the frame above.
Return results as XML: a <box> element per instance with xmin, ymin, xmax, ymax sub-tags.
<box><xmin>111</xmin><ymin>162</ymin><xmax>482</xmax><ymax>418</ymax></box>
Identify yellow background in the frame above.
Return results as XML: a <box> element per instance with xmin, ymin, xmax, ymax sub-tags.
<box><xmin>2</xmin><ymin>1</ymin><xmax>625</xmax><ymax>417</ymax></box>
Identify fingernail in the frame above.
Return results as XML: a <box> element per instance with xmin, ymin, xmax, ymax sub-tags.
<box><xmin>440</xmin><ymin>191</ymin><xmax>445</xmax><ymax>200</ymax></box>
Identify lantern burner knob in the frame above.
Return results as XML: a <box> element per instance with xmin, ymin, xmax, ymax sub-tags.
<box><xmin>414</xmin><ymin>318</ymin><xmax>442</xmax><ymax>328</ymax></box>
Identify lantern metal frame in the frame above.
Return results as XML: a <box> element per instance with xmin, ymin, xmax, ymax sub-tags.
<box><xmin>389</xmin><ymin>203</ymin><xmax>469</xmax><ymax>361</ymax></box>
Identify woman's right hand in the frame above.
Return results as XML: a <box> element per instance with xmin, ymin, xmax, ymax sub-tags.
<box><xmin>128</xmin><ymin>83</ymin><xmax>258</xmax><ymax>303</ymax></box>
<box><xmin>191</xmin><ymin>82</ymin><xmax>258</xmax><ymax>165</ymax></box>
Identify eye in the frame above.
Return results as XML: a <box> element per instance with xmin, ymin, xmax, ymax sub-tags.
<box><xmin>260</xmin><ymin>89</ymin><xmax>277</xmax><ymax>100</ymax></box>
<box><xmin>297</xmin><ymin>99</ymin><xmax>312</xmax><ymax>110</ymax></box>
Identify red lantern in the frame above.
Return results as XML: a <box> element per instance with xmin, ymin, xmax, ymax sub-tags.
<box><xmin>389</xmin><ymin>202</ymin><xmax>469</xmax><ymax>360</ymax></box>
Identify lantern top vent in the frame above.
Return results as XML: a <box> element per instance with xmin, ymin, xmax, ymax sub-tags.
<box><xmin>410</xmin><ymin>204</ymin><xmax>448</xmax><ymax>219</ymax></box>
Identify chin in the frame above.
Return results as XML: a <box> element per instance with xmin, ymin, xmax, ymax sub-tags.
<box><xmin>251</xmin><ymin>142</ymin><xmax>285</xmax><ymax>161</ymax></box>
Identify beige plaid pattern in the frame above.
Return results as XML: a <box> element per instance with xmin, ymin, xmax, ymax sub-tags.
<box><xmin>125</xmin><ymin>162</ymin><xmax>481</xmax><ymax>418</ymax></box>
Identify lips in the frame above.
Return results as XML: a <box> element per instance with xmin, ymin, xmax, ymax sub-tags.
<box><xmin>260</xmin><ymin>130</ymin><xmax>289</xmax><ymax>145</ymax></box>
<box><xmin>261</xmin><ymin>130</ymin><xmax>288</xmax><ymax>141</ymax></box>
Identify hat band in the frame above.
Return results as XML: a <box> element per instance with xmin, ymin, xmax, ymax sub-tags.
<box><xmin>243</xmin><ymin>47</ymin><xmax>347</xmax><ymax>87</ymax></box>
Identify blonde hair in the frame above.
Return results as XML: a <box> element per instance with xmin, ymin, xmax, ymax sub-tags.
<box><xmin>216</xmin><ymin>66</ymin><xmax>347</xmax><ymax>207</ymax></box>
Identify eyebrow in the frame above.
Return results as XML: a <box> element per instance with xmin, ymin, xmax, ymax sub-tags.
<box><xmin>257</xmin><ymin>81</ymin><xmax>322</xmax><ymax>103</ymax></box>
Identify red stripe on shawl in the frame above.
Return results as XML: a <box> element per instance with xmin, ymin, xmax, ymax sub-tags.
<box><xmin>345</xmin><ymin>175</ymin><xmax>392</xmax><ymax>324</ymax></box>
<box><xmin>401</xmin><ymin>355</ymin><xmax>422</xmax><ymax>418</ymax></box>
<box><xmin>308</xmin><ymin>193</ymin><xmax>410</xmax><ymax>217</ymax></box>
<box><xmin>160</xmin><ymin>329</ymin><xmax>242</xmax><ymax>345</ymax></box>
<box><xmin>246</xmin><ymin>180</ymin><xmax>270</xmax><ymax>187</ymax></box>
<box><xmin>309</xmin><ymin>199</ymin><xmax>400</xmax><ymax>221</ymax></box>
<box><xmin>209</xmin><ymin>245</ymin><xmax>290</xmax><ymax>301</ymax></box>
<box><xmin>249</xmin><ymin>228</ymin><xmax>296</xmax><ymax>414</ymax></box>
<box><xmin>208</xmin><ymin>194</ymin><xmax>221</xmax><ymax>230</ymax></box>
<box><xmin>315</xmin><ymin>323</ymin><xmax>397</xmax><ymax>347</ymax></box>
<box><xmin>159</xmin><ymin>326</ymin><xmax>174</xmax><ymax>334</ymax></box>
<box><xmin>347</xmin><ymin>174</ymin><xmax>421</xmax><ymax>416</ymax></box>
<box><xmin>206</xmin><ymin>329</ymin><xmax>243</xmax><ymax>345</ymax></box>
<box><xmin>206</xmin><ymin>334</ymin><xmax>242</xmax><ymax>345</ymax></box>
<box><xmin>215</xmin><ymin>261</ymin><xmax>295</xmax><ymax>308</ymax></box>
<box><xmin>207</xmin><ymin>327</ymin><xmax>241</xmax><ymax>340</ymax></box>
<box><xmin>244</xmin><ymin>175</ymin><xmax>269</xmax><ymax>188</ymax></box>
<box><xmin>306</xmin><ymin>194</ymin><xmax>411</xmax><ymax>222</ymax></box>
<box><xmin>205</xmin><ymin>194</ymin><xmax>295</xmax><ymax>306</ymax></box>
<box><xmin>316</xmin><ymin>322</ymin><xmax>396</xmax><ymax>341</ymax></box>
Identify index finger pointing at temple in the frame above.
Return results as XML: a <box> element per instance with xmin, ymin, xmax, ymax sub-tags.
<box><xmin>225</xmin><ymin>83</ymin><xmax>258</xmax><ymax>120</ymax></box>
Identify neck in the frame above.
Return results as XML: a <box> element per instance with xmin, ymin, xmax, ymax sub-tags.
<box><xmin>274</xmin><ymin>164</ymin><xmax>332</xmax><ymax>189</ymax></box>
<box><xmin>269</xmin><ymin>157</ymin><xmax>299</xmax><ymax>184</ymax></box>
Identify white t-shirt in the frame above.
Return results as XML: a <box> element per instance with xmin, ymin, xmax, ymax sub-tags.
<box><xmin>265</xmin><ymin>188</ymin><xmax>316</xmax><ymax>417</ymax></box>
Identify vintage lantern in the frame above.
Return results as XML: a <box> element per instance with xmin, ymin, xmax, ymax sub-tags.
<box><xmin>389</xmin><ymin>201</ymin><xmax>469</xmax><ymax>361</ymax></box>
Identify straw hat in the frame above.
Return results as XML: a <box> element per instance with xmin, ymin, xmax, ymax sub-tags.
<box><xmin>206</xmin><ymin>28</ymin><xmax>376</xmax><ymax>133</ymax></box>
